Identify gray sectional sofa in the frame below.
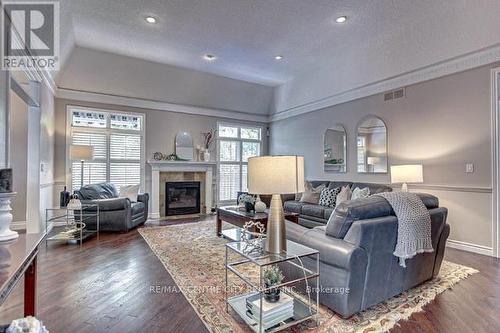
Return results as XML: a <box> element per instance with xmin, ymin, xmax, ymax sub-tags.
<box><xmin>283</xmin><ymin>181</ymin><xmax>393</xmax><ymax>228</ymax></box>
<box><xmin>282</xmin><ymin>191</ymin><xmax>449</xmax><ymax>318</ymax></box>
<box><xmin>74</xmin><ymin>182</ymin><xmax>149</xmax><ymax>232</ymax></box>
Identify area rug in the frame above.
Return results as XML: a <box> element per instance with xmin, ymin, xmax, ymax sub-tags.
<box><xmin>139</xmin><ymin>221</ymin><xmax>478</xmax><ymax>333</ymax></box>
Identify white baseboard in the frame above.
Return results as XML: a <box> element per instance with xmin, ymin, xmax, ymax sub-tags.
<box><xmin>11</xmin><ymin>220</ymin><xmax>26</xmax><ymax>230</ymax></box>
<box><xmin>446</xmin><ymin>239</ymin><xmax>493</xmax><ymax>257</ymax></box>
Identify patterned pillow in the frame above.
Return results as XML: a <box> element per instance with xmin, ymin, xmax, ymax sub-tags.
<box><xmin>319</xmin><ymin>187</ymin><xmax>341</xmax><ymax>208</ymax></box>
<box><xmin>351</xmin><ymin>187</ymin><xmax>370</xmax><ymax>200</ymax></box>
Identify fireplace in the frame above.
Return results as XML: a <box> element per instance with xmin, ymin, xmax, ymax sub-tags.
<box><xmin>165</xmin><ymin>181</ymin><xmax>201</xmax><ymax>216</ymax></box>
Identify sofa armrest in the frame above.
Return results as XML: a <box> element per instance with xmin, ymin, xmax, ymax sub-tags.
<box><xmin>82</xmin><ymin>198</ymin><xmax>131</xmax><ymax>211</ymax></box>
<box><xmin>297</xmin><ymin>229</ymin><xmax>367</xmax><ymax>269</ymax></box>
<box><xmin>137</xmin><ymin>193</ymin><xmax>149</xmax><ymax>204</ymax></box>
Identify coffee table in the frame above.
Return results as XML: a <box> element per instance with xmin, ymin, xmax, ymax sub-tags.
<box><xmin>216</xmin><ymin>206</ymin><xmax>299</xmax><ymax>237</ymax></box>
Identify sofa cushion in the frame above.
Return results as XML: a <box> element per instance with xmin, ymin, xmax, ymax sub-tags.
<box><xmin>324</xmin><ymin>207</ymin><xmax>334</xmax><ymax>220</ymax></box>
<box><xmin>75</xmin><ymin>182</ymin><xmax>119</xmax><ymax>200</ymax></box>
<box><xmin>283</xmin><ymin>200</ymin><xmax>304</xmax><ymax>214</ymax></box>
<box><xmin>328</xmin><ymin>181</ymin><xmax>352</xmax><ymax>190</ymax></box>
<box><xmin>296</xmin><ymin>181</ymin><xmax>329</xmax><ymax>200</ymax></box>
<box><xmin>351</xmin><ymin>182</ymin><xmax>392</xmax><ymax>194</ymax></box>
<box><xmin>325</xmin><ymin>193</ymin><xmax>439</xmax><ymax>239</ymax></box>
<box><xmin>299</xmin><ymin>182</ymin><xmax>326</xmax><ymax>204</ymax></box>
<box><xmin>302</xmin><ymin>204</ymin><xmax>326</xmax><ymax>219</ymax></box>
<box><xmin>131</xmin><ymin>202</ymin><xmax>145</xmax><ymax>216</ymax></box>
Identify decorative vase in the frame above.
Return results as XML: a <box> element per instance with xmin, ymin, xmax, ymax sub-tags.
<box><xmin>203</xmin><ymin>151</ymin><xmax>211</xmax><ymax>162</ymax></box>
<box><xmin>254</xmin><ymin>196</ymin><xmax>266</xmax><ymax>213</ymax></box>
<box><xmin>60</xmin><ymin>186</ymin><xmax>70</xmax><ymax>207</ymax></box>
<box><xmin>0</xmin><ymin>192</ymin><xmax>19</xmax><ymax>242</ymax></box>
<box><xmin>244</xmin><ymin>202</ymin><xmax>254</xmax><ymax>213</ymax></box>
<box><xmin>264</xmin><ymin>284</ymin><xmax>281</xmax><ymax>303</ymax></box>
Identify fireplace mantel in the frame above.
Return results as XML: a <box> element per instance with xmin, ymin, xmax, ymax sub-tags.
<box><xmin>147</xmin><ymin>160</ymin><xmax>216</xmax><ymax>219</ymax></box>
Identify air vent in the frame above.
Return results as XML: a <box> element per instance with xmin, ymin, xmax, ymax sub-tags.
<box><xmin>384</xmin><ymin>88</ymin><xmax>405</xmax><ymax>102</ymax></box>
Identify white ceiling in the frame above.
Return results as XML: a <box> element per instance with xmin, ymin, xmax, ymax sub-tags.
<box><xmin>59</xmin><ymin>0</ymin><xmax>500</xmax><ymax>113</ymax></box>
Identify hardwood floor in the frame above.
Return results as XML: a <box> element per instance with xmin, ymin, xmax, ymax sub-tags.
<box><xmin>0</xmin><ymin>217</ymin><xmax>498</xmax><ymax>332</ymax></box>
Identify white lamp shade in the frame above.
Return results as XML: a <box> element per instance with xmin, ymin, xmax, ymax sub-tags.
<box><xmin>70</xmin><ymin>145</ymin><xmax>94</xmax><ymax>161</ymax></box>
<box><xmin>248</xmin><ymin>156</ymin><xmax>305</xmax><ymax>194</ymax></box>
<box><xmin>390</xmin><ymin>164</ymin><xmax>423</xmax><ymax>184</ymax></box>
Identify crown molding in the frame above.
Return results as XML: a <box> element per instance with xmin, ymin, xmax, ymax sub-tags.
<box><xmin>271</xmin><ymin>44</ymin><xmax>500</xmax><ymax>122</ymax></box>
<box><xmin>55</xmin><ymin>88</ymin><xmax>269</xmax><ymax>123</ymax></box>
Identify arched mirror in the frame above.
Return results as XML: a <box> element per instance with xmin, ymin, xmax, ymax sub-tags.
<box><xmin>175</xmin><ymin>132</ymin><xmax>194</xmax><ymax>160</ymax></box>
<box><xmin>356</xmin><ymin>116</ymin><xmax>387</xmax><ymax>173</ymax></box>
<box><xmin>324</xmin><ymin>125</ymin><xmax>347</xmax><ymax>172</ymax></box>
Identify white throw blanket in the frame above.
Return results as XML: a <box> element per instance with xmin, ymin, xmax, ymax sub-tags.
<box><xmin>376</xmin><ymin>192</ymin><xmax>434</xmax><ymax>267</ymax></box>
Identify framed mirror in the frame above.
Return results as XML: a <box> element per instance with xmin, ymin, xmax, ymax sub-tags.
<box><xmin>356</xmin><ymin>116</ymin><xmax>388</xmax><ymax>173</ymax></box>
<box><xmin>175</xmin><ymin>132</ymin><xmax>194</xmax><ymax>160</ymax></box>
<box><xmin>324</xmin><ymin>125</ymin><xmax>347</xmax><ymax>172</ymax></box>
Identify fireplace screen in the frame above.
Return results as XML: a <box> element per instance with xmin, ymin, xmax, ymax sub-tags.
<box><xmin>165</xmin><ymin>181</ymin><xmax>201</xmax><ymax>216</ymax></box>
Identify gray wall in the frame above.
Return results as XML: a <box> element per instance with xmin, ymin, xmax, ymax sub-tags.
<box><xmin>54</xmin><ymin>98</ymin><xmax>269</xmax><ymax>199</ymax></box>
<box><xmin>57</xmin><ymin>47</ymin><xmax>274</xmax><ymax>115</ymax></box>
<box><xmin>270</xmin><ymin>64</ymin><xmax>495</xmax><ymax>250</ymax></box>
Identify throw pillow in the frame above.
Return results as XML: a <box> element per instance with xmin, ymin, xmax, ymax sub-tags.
<box><xmin>351</xmin><ymin>187</ymin><xmax>370</xmax><ymax>200</ymax></box>
<box><xmin>299</xmin><ymin>182</ymin><xmax>326</xmax><ymax>204</ymax></box>
<box><xmin>319</xmin><ymin>187</ymin><xmax>341</xmax><ymax>208</ymax></box>
<box><xmin>119</xmin><ymin>184</ymin><xmax>140</xmax><ymax>202</ymax></box>
<box><xmin>335</xmin><ymin>185</ymin><xmax>352</xmax><ymax>206</ymax></box>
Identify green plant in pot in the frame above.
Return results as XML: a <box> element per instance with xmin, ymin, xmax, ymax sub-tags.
<box><xmin>263</xmin><ymin>266</ymin><xmax>284</xmax><ymax>303</ymax></box>
<box><xmin>238</xmin><ymin>193</ymin><xmax>256</xmax><ymax>213</ymax></box>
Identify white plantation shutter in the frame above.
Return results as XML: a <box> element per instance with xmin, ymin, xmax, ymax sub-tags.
<box><xmin>68</xmin><ymin>107</ymin><xmax>144</xmax><ymax>192</ymax></box>
<box><xmin>110</xmin><ymin>134</ymin><xmax>141</xmax><ymax>160</ymax></box>
<box><xmin>71</xmin><ymin>132</ymin><xmax>107</xmax><ymax>160</ymax></box>
<box><xmin>110</xmin><ymin>163</ymin><xmax>141</xmax><ymax>189</ymax></box>
<box><xmin>217</xmin><ymin>123</ymin><xmax>262</xmax><ymax>202</ymax></box>
<box><xmin>109</xmin><ymin>134</ymin><xmax>142</xmax><ymax>191</ymax></box>
<box><xmin>72</xmin><ymin>162</ymin><xmax>107</xmax><ymax>189</ymax></box>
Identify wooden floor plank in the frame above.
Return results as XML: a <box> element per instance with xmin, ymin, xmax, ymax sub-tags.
<box><xmin>0</xmin><ymin>216</ymin><xmax>498</xmax><ymax>333</ymax></box>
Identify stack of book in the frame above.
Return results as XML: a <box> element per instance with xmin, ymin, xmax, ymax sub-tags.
<box><xmin>246</xmin><ymin>293</ymin><xmax>294</xmax><ymax>330</ymax></box>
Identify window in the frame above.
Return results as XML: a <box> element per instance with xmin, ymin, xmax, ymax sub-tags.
<box><xmin>357</xmin><ymin>136</ymin><xmax>366</xmax><ymax>172</ymax></box>
<box><xmin>67</xmin><ymin>107</ymin><xmax>145</xmax><ymax>191</ymax></box>
<box><xmin>218</xmin><ymin>123</ymin><xmax>262</xmax><ymax>202</ymax></box>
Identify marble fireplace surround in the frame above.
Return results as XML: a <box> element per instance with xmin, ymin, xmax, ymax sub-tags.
<box><xmin>148</xmin><ymin>160</ymin><xmax>216</xmax><ymax>219</ymax></box>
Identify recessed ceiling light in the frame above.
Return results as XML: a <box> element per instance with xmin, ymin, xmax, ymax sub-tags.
<box><xmin>274</xmin><ymin>55</ymin><xmax>283</xmax><ymax>60</ymax></box>
<box><xmin>203</xmin><ymin>54</ymin><xmax>217</xmax><ymax>61</ymax></box>
<box><xmin>335</xmin><ymin>16</ymin><xmax>347</xmax><ymax>23</ymax></box>
<box><xmin>145</xmin><ymin>16</ymin><xmax>157</xmax><ymax>24</ymax></box>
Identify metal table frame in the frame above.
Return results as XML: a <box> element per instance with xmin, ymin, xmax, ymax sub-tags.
<box><xmin>45</xmin><ymin>204</ymin><xmax>100</xmax><ymax>247</ymax></box>
<box><xmin>225</xmin><ymin>239</ymin><xmax>320</xmax><ymax>333</ymax></box>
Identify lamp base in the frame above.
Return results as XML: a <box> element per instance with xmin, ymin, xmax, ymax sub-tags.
<box><xmin>265</xmin><ymin>194</ymin><xmax>286</xmax><ymax>254</ymax></box>
<box><xmin>401</xmin><ymin>183</ymin><xmax>409</xmax><ymax>192</ymax></box>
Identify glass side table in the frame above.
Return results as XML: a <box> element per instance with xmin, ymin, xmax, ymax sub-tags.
<box><xmin>225</xmin><ymin>239</ymin><xmax>320</xmax><ymax>333</ymax></box>
<box><xmin>45</xmin><ymin>204</ymin><xmax>100</xmax><ymax>247</ymax></box>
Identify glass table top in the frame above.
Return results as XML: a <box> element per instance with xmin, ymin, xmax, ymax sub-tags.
<box><xmin>226</xmin><ymin>239</ymin><xmax>318</xmax><ymax>267</ymax></box>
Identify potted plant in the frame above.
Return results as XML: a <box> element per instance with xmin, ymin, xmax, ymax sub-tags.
<box><xmin>238</xmin><ymin>193</ymin><xmax>256</xmax><ymax>212</ymax></box>
<box><xmin>263</xmin><ymin>266</ymin><xmax>284</xmax><ymax>302</ymax></box>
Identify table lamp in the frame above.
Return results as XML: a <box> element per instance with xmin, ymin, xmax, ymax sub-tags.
<box><xmin>70</xmin><ymin>145</ymin><xmax>94</xmax><ymax>190</ymax></box>
<box><xmin>248</xmin><ymin>156</ymin><xmax>304</xmax><ymax>253</ymax></box>
<box><xmin>390</xmin><ymin>164</ymin><xmax>423</xmax><ymax>192</ymax></box>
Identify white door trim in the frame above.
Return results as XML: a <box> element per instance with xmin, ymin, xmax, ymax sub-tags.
<box><xmin>491</xmin><ymin>67</ymin><xmax>500</xmax><ymax>258</ymax></box>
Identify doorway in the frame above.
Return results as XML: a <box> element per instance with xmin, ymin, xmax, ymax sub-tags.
<box><xmin>493</xmin><ymin>68</ymin><xmax>500</xmax><ymax>258</ymax></box>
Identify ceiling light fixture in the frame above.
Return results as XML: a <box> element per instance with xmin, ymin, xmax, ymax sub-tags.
<box><xmin>274</xmin><ymin>55</ymin><xmax>283</xmax><ymax>60</ymax></box>
<box><xmin>335</xmin><ymin>16</ymin><xmax>347</xmax><ymax>23</ymax></box>
<box><xmin>203</xmin><ymin>54</ymin><xmax>217</xmax><ymax>61</ymax></box>
<box><xmin>145</xmin><ymin>16</ymin><xmax>157</xmax><ymax>24</ymax></box>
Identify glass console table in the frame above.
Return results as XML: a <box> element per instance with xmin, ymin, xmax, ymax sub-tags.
<box><xmin>45</xmin><ymin>204</ymin><xmax>100</xmax><ymax>247</ymax></box>
<box><xmin>225</xmin><ymin>239</ymin><xmax>319</xmax><ymax>332</ymax></box>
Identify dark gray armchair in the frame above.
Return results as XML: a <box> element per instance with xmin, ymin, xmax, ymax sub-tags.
<box><xmin>284</xmin><ymin>193</ymin><xmax>449</xmax><ymax>318</ymax></box>
<box><xmin>74</xmin><ymin>183</ymin><xmax>149</xmax><ymax>232</ymax></box>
